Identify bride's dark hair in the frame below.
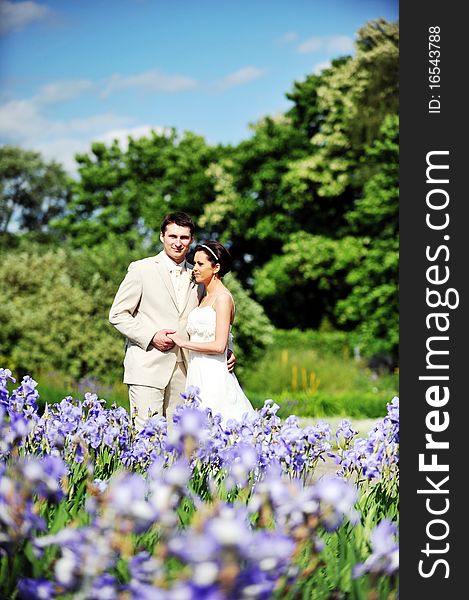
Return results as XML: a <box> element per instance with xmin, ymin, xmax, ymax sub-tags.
<box><xmin>195</xmin><ymin>240</ymin><xmax>232</xmax><ymax>277</ymax></box>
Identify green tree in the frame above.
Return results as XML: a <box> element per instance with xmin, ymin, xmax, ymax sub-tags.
<box><xmin>254</xmin><ymin>114</ymin><xmax>399</xmax><ymax>360</ymax></box>
<box><xmin>334</xmin><ymin>114</ymin><xmax>399</xmax><ymax>359</ymax></box>
<box><xmin>199</xmin><ymin>114</ymin><xmax>312</xmax><ymax>286</ymax></box>
<box><xmin>284</xmin><ymin>18</ymin><xmax>398</xmax><ymax>203</ymax></box>
<box><xmin>286</xmin><ymin>56</ymin><xmax>350</xmax><ymax>140</ymax></box>
<box><xmin>0</xmin><ymin>145</ymin><xmax>70</xmax><ymax>236</ymax></box>
<box><xmin>52</xmin><ymin>130</ymin><xmax>221</xmax><ymax>249</ymax></box>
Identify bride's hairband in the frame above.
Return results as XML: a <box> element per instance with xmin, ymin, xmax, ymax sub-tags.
<box><xmin>200</xmin><ymin>244</ymin><xmax>219</xmax><ymax>262</ymax></box>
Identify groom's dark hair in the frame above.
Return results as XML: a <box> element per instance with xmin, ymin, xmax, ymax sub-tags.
<box><xmin>160</xmin><ymin>212</ymin><xmax>195</xmax><ymax>236</ymax></box>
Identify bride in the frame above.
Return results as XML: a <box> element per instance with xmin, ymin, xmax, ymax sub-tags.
<box><xmin>168</xmin><ymin>240</ymin><xmax>255</xmax><ymax>422</ymax></box>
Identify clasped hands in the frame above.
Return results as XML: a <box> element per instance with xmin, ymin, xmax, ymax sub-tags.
<box><xmin>151</xmin><ymin>329</ymin><xmax>178</xmax><ymax>352</ymax></box>
<box><xmin>151</xmin><ymin>329</ymin><xmax>236</xmax><ymax>372</ymax></box>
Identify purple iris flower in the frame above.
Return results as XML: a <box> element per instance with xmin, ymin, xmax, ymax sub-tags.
<box><xmin>17</xmin><ymin>578</ymin><xmax>55</xmax><ymax>600</ymax></box>
<box><xmin>353</xmin><ymin>518</ymin><xmax>399</xmax><ymax>578</ymax></box>
<box><xmin>335</xmin><ymin>418</ymin><xmax>358</xmax><ymax>443</ymax></box>
<box><xmin>312</xmin><ymin>475</ymin><xmax>359</xmax><ymax>531</ymax></box>
<box><xmin>0</xmin><ymin>368</ymin><xmax>16</xmax><ymax>404</ymax></box>
<box><xmin>88</xmin><ymin>573</ymin><xmax>120</xmax><ymax>599</ymax></box>
<box><xmin>128</xmin><ymin>552</ymin><xmax>163</xmax><ymax>584</ymax></box>
<box><xmin>22</xmin><ymin>454</ymin><xmax>68</xmax><ymax>501</ymax></box>
<box><xmin>101</xmin><ymin>470</ymin><xmax>156</xmax><ymax>533</ymax></box>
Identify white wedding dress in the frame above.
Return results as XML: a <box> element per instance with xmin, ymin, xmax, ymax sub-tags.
<box><xmin>185</xmin><ymin>303</ymin><xmax>255</xmax><ymax>422</ymax></box>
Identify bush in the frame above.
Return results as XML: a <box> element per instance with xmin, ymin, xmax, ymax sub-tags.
<box><xmin>223</xmin><ymin>272</ymin><xmax>274</xmax><ymax>376</ymax></box>
<box><xmin>1</xmin><ymin>246</ymin><xmax>122</xmax><ymax>382</ymax></box>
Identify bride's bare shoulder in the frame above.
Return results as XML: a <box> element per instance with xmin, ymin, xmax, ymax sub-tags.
<box><xmin>212</xmin><ymin>289</ymin><xmax>234</xmax><ymax>309</ymax></box>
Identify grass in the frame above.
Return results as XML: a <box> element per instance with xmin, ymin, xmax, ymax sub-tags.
<box><xmin>240</xmin><ymin>343</ymin><xmax>398</xmax><ymax>419</ymax></box>
<box><xmin>246</xmin><ymin>389</ymin><xmax>395</xmax><ymax>420</ymax></box>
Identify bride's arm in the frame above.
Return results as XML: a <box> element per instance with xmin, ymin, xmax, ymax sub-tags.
<box><xmin>168</xmin><ymin>295</ymin><xmax>232</xmax><ymax>355</ymax></box>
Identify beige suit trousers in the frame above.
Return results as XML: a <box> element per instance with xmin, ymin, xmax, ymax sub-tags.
<box><xmin>128</xmin><ymin>361</ymin><xmax>187</xmax><ymax>431</ymax></box>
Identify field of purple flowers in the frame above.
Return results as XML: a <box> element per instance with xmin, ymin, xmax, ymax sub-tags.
<box><xmin>0</xmin><ymin>367</ymin><xmax>398</xmax><ymax>599</ymax></box>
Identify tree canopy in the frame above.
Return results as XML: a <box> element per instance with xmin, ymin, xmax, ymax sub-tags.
<box><xmin>0</xmin><ymin>146</ymin><xmax>70</xmax><ymax>237</ymax></box>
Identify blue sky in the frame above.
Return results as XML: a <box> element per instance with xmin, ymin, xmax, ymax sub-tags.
<box><xmin>0</xmin><ymin>0</ymin><xmax>398</xmax><ymax>173</ymax></box>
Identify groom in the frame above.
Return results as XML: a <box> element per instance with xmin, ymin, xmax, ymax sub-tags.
<box><xmin>109</xmin><ymin>211</ymin><xmax>235</xmax><ymax>429</ymax></box>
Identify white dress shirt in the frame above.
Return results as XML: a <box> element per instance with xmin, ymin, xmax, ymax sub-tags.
<box><xmin>163</xmin><ymin>254</ymin><xmax>187</xmax><ymax>309</ymax></box>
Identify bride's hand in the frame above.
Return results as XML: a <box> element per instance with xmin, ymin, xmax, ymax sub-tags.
<box><xmin>167</xmin><ymin>333</ymin><xmax>184</xmax><ymax>348</ymax></box>
<box><xmin>227</xmin><ymin>349</ymin><xmax>236</xmax><ymax>373</ymax></box>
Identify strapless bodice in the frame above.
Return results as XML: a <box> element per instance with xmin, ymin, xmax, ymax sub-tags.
<box><xmin>187</xmin><ymin>306</ymin><xmax>232</xmax><ymax>346</ymax></box>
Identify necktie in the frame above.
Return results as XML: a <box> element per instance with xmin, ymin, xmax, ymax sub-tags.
<box><xmin>171</xmin><ymin>265</ymin><xmax>183</xmax><ymax>308</ymax></box>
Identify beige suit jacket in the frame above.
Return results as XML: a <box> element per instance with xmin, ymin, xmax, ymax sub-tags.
<box><xmin>109</xmin><ymin>251</ymin><xmax>204</xmax><ymax>388</ymax></box>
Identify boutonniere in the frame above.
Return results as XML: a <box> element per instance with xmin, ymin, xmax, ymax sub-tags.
<box><xmin>190</xmin><ymin>271</ymin><xmax>197</xmax><ymax>285</ymax></box>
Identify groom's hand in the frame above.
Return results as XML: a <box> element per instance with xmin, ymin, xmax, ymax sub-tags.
<box><xmin>227</xmin><ymin>349</ymin><xmax>236</xmax><ymax>373</ymax></box>
<box><xmin>151</xmin><ymin>329</ymin><xmax>176</xmax><ymax>351</ymax></box>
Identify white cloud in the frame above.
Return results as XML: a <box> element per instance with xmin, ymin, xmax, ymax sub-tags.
<box><xmin>297</xmin><ymin>35</ymin><xmax>354</xmax><ymax>54</ymax></box>
<box><xmin>217</xmin><ymin>66</ymin><xmax>266</xmax><ymax>90</ymax></box>
<box><xmin>275</xmin><ymin>31</ymin><xmax>298</xmax><ymax>45</ymax></box>
<box><xmin>0</xmin><ymin>93</ymin><xmax>138</xmax><ymax>174</ymax></box>
<box><xmin>101</xmin><ymin>66</ymin><xmax>267</xmax><ymax>96</ymax></box>
<box><xmin>51</xmin><ymin>113</ymin><xmax>133</xmax><ymax>136</ymax></box>
<box><xmin>326</xmin><ymin>35</ymin><xmax>354</xmax><ymax>53</ymax></box>
<box><xmin>297</xmin><ymin>37</ymin><xmax>323</xmax><ymax>54</ymax></box>
<box><xmin>94</xmin><ymin>125</ymin><xmax>169</xmax><ymax>149</ymax></box>
<box><xmin>33</xmin><ymin>137</ymin><xmax>93</xmax><ymax>173</ymax></box>
<box><xmin>34</xmin><ymin>125</ymin><xmax>165</xmax><ymax>175</ymax></box>
<box><xmin>101</xmin><ymin>70</ymin><xmax>199</xmax><ymax>97</ymax></box>
<box><xmin>0</xmin><ymin>69</ymin><xmax>197</xmax><ymax>174</ymax></box>
<box><xmin>312</xmin><ymin>60</ymin><xmax>332</xmax><ymax>75</ymax></box>
<box><xmin>0</xmin><ymin>1</ymin><xmax>54</xmax><ymax>35</ymax></box>
<box><xmin>37</xmin><ymin>80</ymin><xmax>94</xmax><ymax>104</ymax></box>
<box><xmin>0</xmin><ymin>95</ymin><xmax>129</xmax><ymax>141</ymax></box>
<box><xmin>0</xmin><ymin>78</ymin><xmax>95</xmax><ymax>140</ymax></box>
<box><xmin>0</xmin><ymin>98</ymin><xmax>45</xmax><ymax>138</ymax></box>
